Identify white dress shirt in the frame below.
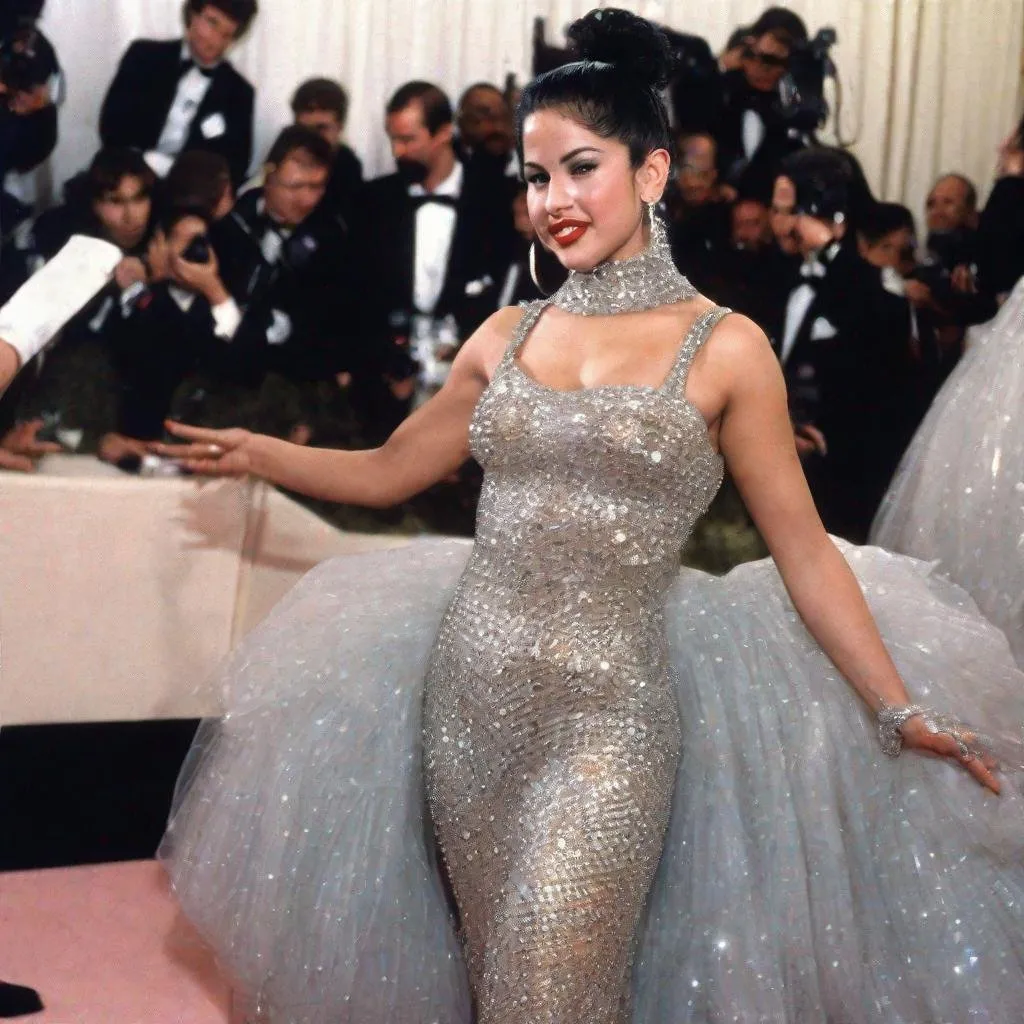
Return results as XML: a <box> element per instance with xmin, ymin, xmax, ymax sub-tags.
<box><xmin>741</xmin><ymin>109</ymin><xmax>766</xmax><ymax>161</ymax></box>
<box><xmin>780</xmin><ymin>245</ymin><xmax>839</xmax><ymax>365</ymax></box>
<box><xmin>168</xmin><ymin>284</ymin><xmax>241</xmax><ymax>340</ymax></box>
<box><xmin>408</xmin><ymin>161</ymin><xmax>463</xmax><ymax>315</ymax></box>
<box><xmin>154</xmin><ymin>43</ymin><xmax>215</xmax><ymax>163</ymax></box>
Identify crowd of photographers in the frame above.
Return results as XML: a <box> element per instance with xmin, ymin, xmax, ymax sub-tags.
<box><xmin>0</xmin><ymin>0</ymin><xmax>1022</xmax><ymax>543</ymax></box>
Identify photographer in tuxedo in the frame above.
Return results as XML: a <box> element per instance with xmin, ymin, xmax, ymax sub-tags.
<box><xmin>205</xmin><ymin>124</ymin><xmax>354</xmax><ymax>444</ymax></box>
<box><xmin>95</xmin><ymin>204</ymin><xmax>246</xmax><ymax>467</ymax></box>
<box><xmin>716</xmin><ymin>8</ymin><xmax>809</xmax><ymax>199</ymax></box>
<box><xmin>165</xmin><ymin>149</ymin><xmax>235</xmax><ymax>221</ymax></box>
<box><xmin>774</xmin><ymin>148</ymin><xmax>913</xmax><ymax>543</ymax></box>
<box><xmin>99</xmin><ymin>0</ymin><xmax>257</xmax><ymax>187</ymax></box>
<box><xmin>908</xmin><ymin>173</ymin><xmax>995</xmax><ymax>333</ymax></box>
<box><xmin>349</xmin><ymin>80</ymin><xmax>514</xmax><ymax>442</ymax></box>
<box><xmin>0</xmin><ymin>148</ymin><xmax>159</xmax><ymax>459</ymax></box>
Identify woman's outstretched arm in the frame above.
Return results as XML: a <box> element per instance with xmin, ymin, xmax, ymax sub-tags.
<box><xmin>154</xmin><ymin>306</ymin><xmax>521</xmax><ymax>508</ymax></box>
<box><xmin>703</xmin><ymin>313</ymin><xmax>1000</xmax><ymax>793</ymax></box>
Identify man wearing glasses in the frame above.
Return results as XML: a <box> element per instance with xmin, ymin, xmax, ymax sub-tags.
<box><xmin>717</xmin><ymin>7</ymin><xmax>809</xmax><ymax>199</ymax></box>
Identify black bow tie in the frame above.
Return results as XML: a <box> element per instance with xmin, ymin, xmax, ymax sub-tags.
<box><xmin>180</xmin><ymin>58</ymin><xmax>215</xmax><ymax>79</ymax></box>
<box><xmin>410</xmin><ymin>193</ymin><xmax>458</xmax><ymax>210</ymax></box>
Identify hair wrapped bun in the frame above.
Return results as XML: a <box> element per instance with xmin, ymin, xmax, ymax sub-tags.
<box><xmin>566</xmin><ymin>8</ymin><xmax>675</xmax><ymax>91</ymax></box>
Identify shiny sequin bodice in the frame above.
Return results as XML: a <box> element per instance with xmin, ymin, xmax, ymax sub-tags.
<box><xmin>469</xmin><ymin>303</ymin><xmax>724</xmax><ymax>615</ymax></box>
<box><xmin>424</xmin><ymin>248</ymin><xmax>727</xmax><ymax>1021</ymax></box>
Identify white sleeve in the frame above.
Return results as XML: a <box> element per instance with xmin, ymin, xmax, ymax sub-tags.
<box><xmin>211</xmin><ymin>297</ymin><xmax>243</xmax><ymax>340</ymax></box>
<box><xmin>0</xmin><ymin>235</ymin><xmax>123</xmax><ymax>367</ymax></box>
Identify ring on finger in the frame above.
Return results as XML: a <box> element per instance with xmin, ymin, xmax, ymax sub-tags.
<box><xmin>207</xmin><ymin>444</ymin><xmax>224</xmax><ymax>457</ymax></box>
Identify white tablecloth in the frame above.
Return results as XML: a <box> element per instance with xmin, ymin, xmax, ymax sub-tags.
<box><xmin>0</xmin><ymin>456</ymin><xmax>408</xmax><ymax>725</ymax></box>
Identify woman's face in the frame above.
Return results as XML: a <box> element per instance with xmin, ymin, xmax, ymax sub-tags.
<box><xmin>521</xmin><ymin>108</ymin><xmax>665</xmax><ymax>271</ymax></box>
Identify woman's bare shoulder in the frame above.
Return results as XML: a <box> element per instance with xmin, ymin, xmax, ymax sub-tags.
<box><xmin>699</xmin><ymin>310</ymin><xmax>783</xmax><ymax>398</ymax></box>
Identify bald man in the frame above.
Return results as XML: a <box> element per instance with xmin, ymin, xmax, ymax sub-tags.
<box><xmin>925</xmin><ymin>174</ymin><xmax>979</xmax><ymax>236</ymax></box>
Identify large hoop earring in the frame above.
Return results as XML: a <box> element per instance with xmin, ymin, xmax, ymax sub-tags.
<box><xmin>529</xmin><ymin>240</ymin><xmax>547</xmax><ymax>296</ymax></box>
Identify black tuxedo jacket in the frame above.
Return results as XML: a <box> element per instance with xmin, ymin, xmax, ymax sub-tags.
<box><xmin>99</xmin><ymin>38</ymin><xmax>254</xmax><ymax>186</ymax></box>
<box><xmin>716</xmin><ymin>71</ymin><xmax>806</xmax><ymax>199</ymax></box>
<box><xmin>212</xmin><ymin>189</ymin><xmax>354</xmax><ymax>381</ymax></box>
<box><xmin>112</xmin><ymin>285</ymin><xmax>223</xmax><ymax>439</ymax></box>
<box><xmin>349</xmin><ymin>161</ymin><xmax>516</xmax><ymax>378</ymax></box>
<box><xmin>778</xmin><ymin>242</ymin><xmax>914</xmax><ymax>539</ymax></box>
<box><xmin>322</xmin><ymin>144</ymin><xmax>363</xmax><ymax>228</ymax></box>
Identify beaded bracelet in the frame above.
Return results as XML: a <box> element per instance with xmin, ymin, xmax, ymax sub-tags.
<box><xmin>876</xmin><ymin>703</ymin><xmax>931</xmax><ymax>757</ymax></box>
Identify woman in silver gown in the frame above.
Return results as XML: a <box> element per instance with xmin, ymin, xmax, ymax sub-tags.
<box><xmin>158</xmin><ymin>11</ymin><xmax>1024</xmax><ymax>1022</ymax></box>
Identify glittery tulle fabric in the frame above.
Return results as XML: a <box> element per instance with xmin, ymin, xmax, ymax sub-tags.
<box><xmin>161</xmin><ymin>538</ymin><xmax>1024</xmax><ymax>1022</ymax></box>
<box><xmin>872</xmin><ymin>280</ymin><xmax>1024</xmax><ymax>665</ymax></box>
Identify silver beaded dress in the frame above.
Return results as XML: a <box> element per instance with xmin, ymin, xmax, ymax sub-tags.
<box><xmin>162</xmin><ymin>222</ymin><xmax>1024</xmax><ymax>1024</ymax></box>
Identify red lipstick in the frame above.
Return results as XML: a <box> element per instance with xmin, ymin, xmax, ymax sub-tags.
<box><xmin>549</xmin><ymin>219</ymin><xmax>589</xmax><ymax>248</ymax></box>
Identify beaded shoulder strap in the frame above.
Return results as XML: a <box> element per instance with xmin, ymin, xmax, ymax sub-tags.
<box><xmin>495</xmin><ymin>300</ymin><xmax>550</xmax><ymax>373</ymax></box>
<box><xmin>660</xmin><ymin>306</ymin><xmax>732</xmax><ymax>395</ymax></box>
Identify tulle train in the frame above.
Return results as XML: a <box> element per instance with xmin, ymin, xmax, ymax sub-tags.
<box><xmin>162</xmin><ymin>538</ymin><xmax>1024</xmax><ymax>1022</ymax></box>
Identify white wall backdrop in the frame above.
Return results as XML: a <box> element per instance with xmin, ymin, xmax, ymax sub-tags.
<box><xmin>37</xmin><ymin>0</ymin><xmax>1024</xmax><ymax>229</ymax></box>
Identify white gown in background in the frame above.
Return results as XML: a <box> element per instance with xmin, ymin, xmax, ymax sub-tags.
<box><xmin>872</xmin><ymin>280</ymin><xmax>1024</xmax><ymax>664</ymax></box>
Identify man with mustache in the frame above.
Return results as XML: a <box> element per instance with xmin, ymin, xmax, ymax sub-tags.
<box><xmin>348</xmin><ymin>81</ymin><xmax>515</xmax><ymax>443</ymax></box>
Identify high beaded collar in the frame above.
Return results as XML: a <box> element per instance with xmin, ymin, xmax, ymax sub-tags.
<box><xmin>550</xmin><ymin>213</ymin><xmax>698</xmax><ymax>316</ymax></box>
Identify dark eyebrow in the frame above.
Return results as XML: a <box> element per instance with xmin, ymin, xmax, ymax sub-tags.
<box><xmin>523</xmin><ymin>146</ymin><xmax>602</xmax><ymax>171</ymax></box>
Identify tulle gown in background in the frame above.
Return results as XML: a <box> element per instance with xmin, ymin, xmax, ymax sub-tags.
<box><xmin>872</xmin><ymin>278</ymin><xmax>1024</xmax><ymax>665</ymax></box>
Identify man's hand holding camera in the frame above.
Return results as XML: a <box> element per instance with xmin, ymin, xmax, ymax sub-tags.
<box><xmin>170</xmin><ymin>239</ymin><xmax>230</xmax><ymax>307</ymax></box>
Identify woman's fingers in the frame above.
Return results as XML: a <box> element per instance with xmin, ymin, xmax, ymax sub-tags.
<box><xmin>969</xmin><ymin>759</ymin><xmax>1001</xmax><ymax>795</ymax></box>
<box><xmin>149</xmin><ymin>440</ymin><xmax>223</xmax><ymax>459</ymax></box>
<box><xmin>163</xmin><ymin>419</ymin><xmax>227</xmax><ymax>443</ymax></box>
<box><xmin>176</xmin><ymin>458</ymin><xmax>238</xmax><ymax>476</ymax></box>
<box><xmin>924</xmin><ymin>731</ymin><xmax>1001</xmax><ymax>794</ymax></box>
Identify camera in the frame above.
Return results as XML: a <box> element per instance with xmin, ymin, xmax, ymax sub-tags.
<box><xmin>780</xmin><ymin>28</ymin><xmax>838</xmax><ymax>134</ymax></box>
<box><xmin>181</xmin><ymin>234</ymin><xmax>211</xmax><ymax>264</ymax></box>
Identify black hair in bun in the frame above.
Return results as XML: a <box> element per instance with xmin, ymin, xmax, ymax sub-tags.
<box><xmin>516</xmin><ymin>7</ymin><xmax>674</xmax><ymax>170</ymax></box>
<box><xmin>567</xmin><ymin>7</ymin><xmax>675</xmax><ymax>91</ymax></box>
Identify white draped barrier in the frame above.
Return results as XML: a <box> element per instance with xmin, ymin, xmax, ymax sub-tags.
<box><xmin>32</xmin><ymin>0</ymin><xmax>1024</xmax><ymax>224</ymax></box>
<box><xmin>0</xmin><ymin>455</ymin><xmax>408</xmax><ymax>725</ymax></box>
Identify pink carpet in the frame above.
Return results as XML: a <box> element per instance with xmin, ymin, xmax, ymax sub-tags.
<box><xmin>0</xmin><ymin>860</ymin><xmax>231</xmax><ymax>1023</ymax></box>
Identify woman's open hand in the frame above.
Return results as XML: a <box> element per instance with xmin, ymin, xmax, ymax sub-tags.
<box><xmin>149</xmin><ymin>420</ymin><xmax>256</xmax><ymax>477</ymax></box>
<box><xmin>901</xmin><ymin>714</ymin><xmax>1001</xmax><ymax>795</ymax></box>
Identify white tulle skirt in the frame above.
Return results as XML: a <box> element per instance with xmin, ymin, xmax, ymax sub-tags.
<box><xmin>161</xmin><ymin>538</ymin><xmax>1024</xmax><ymax>1023</ymax></box>
<box><xmin>872</xmin><ymin>280</ymin><xmax>1024</xmax><ymax>665</ymax></box>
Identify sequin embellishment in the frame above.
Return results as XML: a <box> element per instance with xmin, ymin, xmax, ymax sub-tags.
<box><xmin>423</xmin><ymin>219</ymin><xmax>727</xmax><ymax>1020</ymax></box>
